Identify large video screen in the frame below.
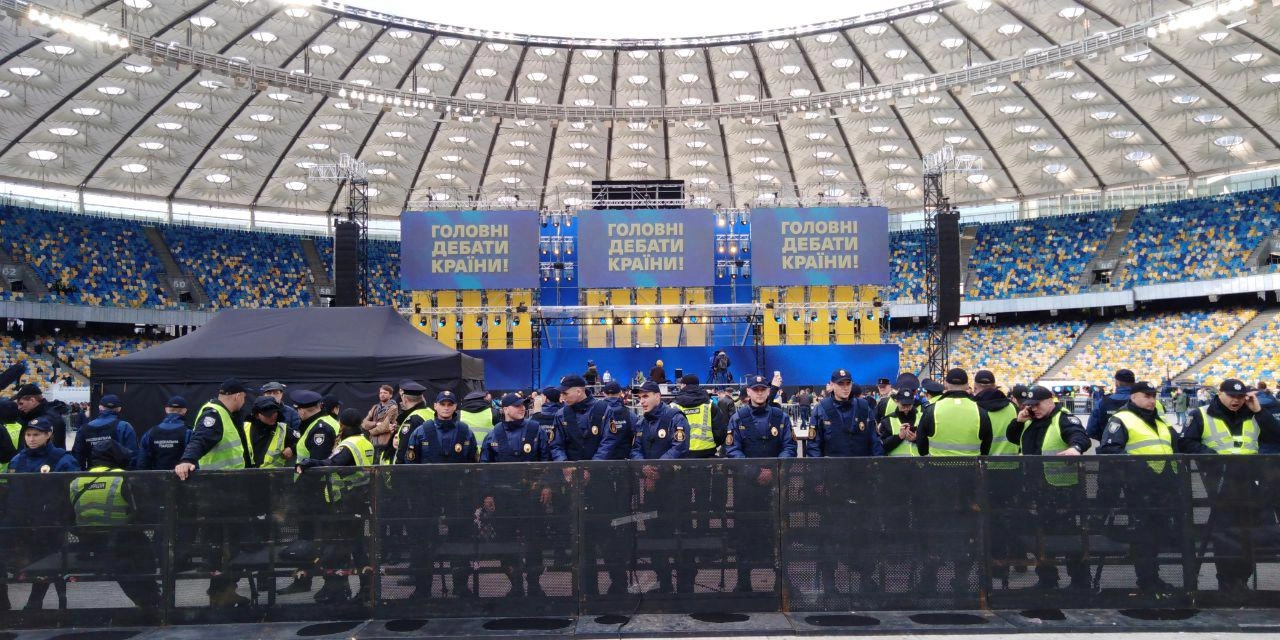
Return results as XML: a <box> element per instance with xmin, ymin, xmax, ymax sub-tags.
<box><xmin>749</xmin><ymin>207</ymin><xmax>890</xmax><ymax>286</ymax></box>
<box><xmin>400</xmin><ymin>210</ymin><xmax>541</xmax><ymax>290</ymax></box>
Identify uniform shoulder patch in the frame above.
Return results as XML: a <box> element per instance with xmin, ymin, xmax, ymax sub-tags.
<box><xmin>1066</xmin><ymin>416</ymin><xmax>1082</xmax><ymax>426</ymax></box>
<box><xmin>202</xmin><ymin>416</ymin><xmax>216</xmax><ymax>428</ymax></box>
<box><xmin>313</xmin><ymin>432</ymin><xmax>326</xmax><ymax>445</ymax></box>
<box><xmin>1109</xmin><ymin>423</ymin><xmax>1120</xmax><ymax>434</ymax></box>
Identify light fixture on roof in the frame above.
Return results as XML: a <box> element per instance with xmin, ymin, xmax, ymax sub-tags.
<box><xmin>27</xmin><ymin>8</ymin><xmax>131</xmax><ymax>49</ymax></box>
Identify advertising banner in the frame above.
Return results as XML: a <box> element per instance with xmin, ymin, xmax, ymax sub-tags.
<box><xmin>400</xmin><ymin>210</ymin><xmax>541</xmax><ymax>290</ymax></box>
<box><xmin>749</xmin><ymin>207</ymin><xmax>890</xmax><ymax>286</ymax></box>
<box><xmin>576</xmin><ymin>209</ymin><xmax>714</xmax><ymax>288</ymax></box>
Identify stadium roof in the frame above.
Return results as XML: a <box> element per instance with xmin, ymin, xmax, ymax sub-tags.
<box><xmin>0</xmin><ymin>0</ymin><xmax>1277</xmax><ymax>219</ymax></box>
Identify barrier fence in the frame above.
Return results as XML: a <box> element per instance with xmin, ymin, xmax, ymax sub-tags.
<box><xmin>1</xmin><ymin>456</ymin><xmax>1278</xmax><ymax>627</ymax></box>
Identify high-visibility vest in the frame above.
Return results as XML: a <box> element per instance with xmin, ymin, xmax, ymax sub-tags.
<box><xmin>678</xmin><ymin>403</ymin><xmax>715</xmax><ymax>452</ymax></box>
<box><xmin>325</xmin><ymin>435</ymin><xmax>376</xmax><ymax>503</ymax></box>
<box><xmin>886</xmin><ymin>414</ymin><xmax>918</xmax><ymax>457</ymax></box>
<box><xmin>1115</xmin><ymin>410</ymin><xmax>1175</xmax><ymax>474</ymax></box>
<box><xmin>392</xmin><ymin>406</ymin><xmax>435</xmax><ymax>454</ymax></box>
<box><xmin>71</xmin><ymin>466</ymin><xmax>128</xmax><ymax>525</ymax></box>
<box><xmin>986</xmin><ymin>402</ymin><xmax>1021</xmax><ymax>469</ymax></box>
<box><xmin>1</xmin><ymin>421</ymin><xmax>22</xmax><ymax>473</ymax></box>
<box><xmin>196</xmin><ymin>402</ymin><xmax>247</xmax><ymax>470</ymax></box>
<box><xmin>1198</xmin><ymin>406</ymin><xmax>1258</xmax><ymax>455</ymax></box>
<box><xmin>297</xmin><ymin>415</ymin><xmax>340</xmax><ymax>459</ymax></box>
<box><xmin>248</xmin><ymin>420</ymin><xmax>288</xmax><ymax>468</ymax></box>
<box><xmin>1033</xmin><ymin>407</ymin><xmax>1077</xmax><ymax>487</ymax></box>
<box><xmin>928</xmin><ymin>396</ymin><xmax>983</xmax><ymax>456</ymax></box>
<box><xmin>459</xmin><ymin>408</ymin><xmax>494</xmax><ymax>447</ymax></box>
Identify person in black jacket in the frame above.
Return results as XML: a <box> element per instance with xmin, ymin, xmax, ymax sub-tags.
<box><xmin>1006</xmin><ymin>385</ymin><xmax>1091</xmax><ymax>591</ymax></box>
<box><xmin>14</xmin><ymin>384</ymin><xmax>67</xmax><ymax>450</ymax></box>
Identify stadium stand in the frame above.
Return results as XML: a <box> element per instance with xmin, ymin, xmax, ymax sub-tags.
<box><xmin>1198</xmin><ymin>311</ymin><xmax>1280</xmax><ymax>387</ymax></box>
<box><xmin>0</xmin><ymin>206</ymin><xmax>168</xmax><ymax>308</ymax></box>
<box><xmin>162</xmin><ymin>225</ymin><xmax>315</xmax><ymax>310</ymax></box>
<box><xmin>948</xmin><ymin>320</ymin><xmax>1088</xmax><ymax>385</ymax></box>
<box><xmin>1053</xmin><ymin>308</ymin><xmax>1257</xmax><ymax>386</ymax></box>
<box><xmin>318</xmin><ymin>238</ymin><xmax>408</xmax><ymax>309</ymax></box>
<box><xmin>0</xmin><ymin>335</ymin><xmax>65</xmax><ymax>384</ymax></box>
<box><xmin>889</xmin><ymin>230</ymin><xmax>928</xmax><ymax>304</ymax></box>
<box><xmin>1121</xmin><ymin>188</ymin><xmax>1280</xmax><ymax>287</ymax></box>
<box><xmin>54</xmin><ymin>334</ymin><xmax>165</xmax><ymax>379</ymax></box>
<box><xmin>965</xmin><ymin>212</ymin><xmax>1118</xmax><ymax>299</ymax></box>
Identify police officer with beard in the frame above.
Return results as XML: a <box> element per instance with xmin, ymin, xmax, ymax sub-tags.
<box><xmin>1007</xmin><ymin>385</ymin><xmax>1090</xmax><ymax>591</ymax></box>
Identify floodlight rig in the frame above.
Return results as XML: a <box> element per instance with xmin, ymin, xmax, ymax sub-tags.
<box><xmin>310</xmin><ymin>153</ymin><xmax>370</xmax><ymax>306</ymax></box>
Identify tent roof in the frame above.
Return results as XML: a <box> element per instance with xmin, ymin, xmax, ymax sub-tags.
<box><xmin>93</xmin><ymin>306</ymin><xmax>483</xmax><ymax>383</ymax></box>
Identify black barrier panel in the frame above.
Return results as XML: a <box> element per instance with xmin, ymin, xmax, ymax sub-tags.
<box><xmin>1</xmin><ymin>456</ymin><xmax>1278</xmax><ymax>629</ymax></box>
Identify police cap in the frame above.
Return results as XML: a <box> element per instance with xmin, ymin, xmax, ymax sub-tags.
<box><xmin>252</xmin><ymin>395</ymin><xmax>281</xmax><ymax>413</ymax></box>
<box><xmin>13</xmin><ymin>383</ymin><xmax>41</xmax><ymax>400</ymax></box>
<box><xmin>945</xmin><ymin>368</ymin><xmax>969</xmax><ymax>385</ymax></box>
<box><xmin>435</xmin><ymin>390</ymin><xmax>457</xmax><ymax>404</ymax></box>
<box><xmin>499</xmin><ymin>393</ymin><xmax>524</xmax><ymax>408</ymax></box>
<box><xmin>1219</xmin><ymin>379</ymin><xmax>1251</xmax><ymax>397</ymax></box>
<box><xmin>260</xmin><ymin>381</ymin><xmax>287</xmax><ymax>393</ymax></box>
<box><xmin>1131</xmin><ymin>381</ymin><xmax>1159</xmax><ymax>396</ymax></box>
<box><xmin>830</xmin><ymin>369</ymin><xmax>853</xmax><ymax>383</ymax></box>
<box><xmin>1010</xmin><ymin>384</ymin><xmax>1030</xmax><ymax>403</ymax></box>
<box><xmin>165</xmin><ymin>395</ymin><xmax>188</xmax><ymax>409</ymax></box>
<box><xmin>99</xmin><ymin>394</ymin><xmax>122</xmax><ymax>409</ymax></box>
<box><xmin>218</xmin><ymin>378</ymin><xmax>247</xmax><ymax>395</ymax></box>
<box><xmin>877</xmin><ymin>377</ymin><xmax>892</xmax><ymax>386</ymax></box>
<box><xmin>1024</xmin><ymin>385</ymin><xmax>1055</xmax><ymax>404</ymax></box>
<box><xmin>23</xmin><ymin>416</ymin><xmax>53</xmax><ymax>433</ymax></box>
<box><xmin>289</xmin><ymin>389</ymin><xmax>323</xmax><ymax>409</ymax></box>
<box><xmin>637</xmin><ymin>381</ymin><xmax>662</xmax><ymax>395</ymax></box>
<box><xmin>921</xmin><ymin>379</ymin><xmax>945</xmax><ymax>395</ymax></box>
<box><xmin>540</xmin><ymin>386</ymin><xmax>561</xmax><ymax>403</ymax></box>
<box><xmin>892</xmin><ymin>387</ymin><xmax>917</xmax><ymax>404</ymax></box>
<box><xmin>601</xmin><ymin>380</ymin><xmax>623</xmax><ymax>395</ymax></box>
<box><xmin>399</xmin><ymin>381</ymin><xmax>426</xmax><ymax>397</ymax></box>
<box><xmin>746</xmin><ymin>375</ymin><xmax>770</xmax><ymax>390</ymax></box>
<box><xmin>974</xmin><ymin>370</ymin><xmax>996</xmax><ymax>385</ymax></box>
<box><xmin>559</xmin><ymin>374</ymin><xmax>588</xmax><ymax>391</ymax></box>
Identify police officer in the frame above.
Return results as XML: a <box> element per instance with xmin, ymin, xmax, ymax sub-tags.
<box><xmin>246</xmin><ymin>395</ymin><xmax>287</xmax><ymax>469</ymax></box>
<box><xmin>459</xmin><ymin>390</ymin><xmax>498</xmax><ymax>448</ymax></box>
<box><xmin>726</xmin><ymin>375</ymin><xmax>795</xmax><ymax>592</ymax></box>
<box><xmin>260</xmin><ymin>382</ymin><xmax>301</xmax><ymax>437</ymax></box>
<box><xmin>809</xmin><ymin>369</ymin><xmax>881</xmax><ymax>457</ymax></box>
<box><xmin>530</xmin><ymin>386</ymin><xmax>563</xmax><ymax>429</ymax></box>
<box><xmin>920</xmin><ymin>378</ymin><xmax>945</xmax><ymax>405</ymax></box>
<box><xmin>876</xmin><ymin>373</ymin><xmax>920</xmax><ymax>421</ymax></box>
<box><xmin>1097</xmin><ymin>381</ymin><xmax>1179</xmax><ymax>594</ymax></box>
<box><xmin>973</xmin><ymin>371</ymin><xmax>1024</xmax><ymax>587</ymax></box>
<box><xmin>670</xmin><ymin>374</ymin><xmax>723</xmax><ymax>458</ymax></box>
<box><xmin>397</xmin><ymin>390</ymin><xmax>476</xmax><ymax>599</ymax></box>
<box><xmin>630</xmin><ymin>381</ymin><xmax>692</xmax><ymax>594</ymax></box>
<box><xmin>71</xmin><ymin>394</ymin><xmax>139</xmax><ymax>470</ymax></box>
<box><xmin>295</xmin><ymin>408</ymin><xmax>376</xmax><ymax>604</ymax></box>
<box><xmin>1179</xmin><ymin>378</ymin><xmax>1280</xmax><ymax>594</ymax></box>
<box><xmin>878</xmin><ymin>387</ymin><xmax>920</xmax><ymax>457</ymax></box>
<box><xmin>14</xmin><ymin>384</ymin><xmax>67</xmax><ymax>450</ymax></box>
<box><xmin>1086</xmin><ymin>369</ymin><xmax>1137</xmax><ymax>441</ymax></box>
<box><xmin>135</xmin><ymin>396</ymin><xmax>191</xmax><ymax>471</ymax></box>
<box><xmin>1007</xmin><ymin>385</ymin><xmax>1090</xmax><ymax>591</ymax></box>
<box><xmin>596</xmin><ymin>380</ymin><xmax>638</xmax><ymax>460</ymax></box>
<box><xmin>480</xmin><ymin>394</ymin><xmax>550</xmax><ymax>597</ymax></box>
<box><xmin>174</xmin><ymin>379</ymin><xmax>251</xmax><ymax>607</ymax></box>
<box><xmin>278</xmin><ymin>389</ymin><xmax>338</xmax><ymax>596</ymax></box>
<box><xmin>391</xmin><ymin>381</ymin><xmax>434</xmax><ymax>464</ymax></box>
<box><xmin>548</xmin><ymin>374</ymin><xmax>629</xmax><ymax>595</ymax></box>
<box><xmin>911</xmin><ymin>368</ymin><xmax>992</xmax><ymax>456</ymax></box>
<box><xmin>70</xmin><ymin>440</ymin><xmax>160</xmax><ymax>610</ymax></box>
<box><xmin>0</xmin><ymin>398</ymin><xmax>23</xmax><ymax>472</ymax></box>
<box><xmin>2</xmin><ymin>416</ymin><xmax>78</xmax><ymax>611</ymax></box>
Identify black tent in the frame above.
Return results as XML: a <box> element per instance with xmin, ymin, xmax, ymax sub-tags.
<box><xmin>91</xmin><ymin>306</ymin><xmax>485</xmax><ymax>430</ymax></box>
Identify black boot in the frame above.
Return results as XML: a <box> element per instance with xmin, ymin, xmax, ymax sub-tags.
<box><xmin>24</xmin><ymin>581</ymin><xmax>48</xmax><ymax>610</ymax></box>
<box><xmin>353</xmin><ymin>572</ymin><xmax>373</xmax><ymax>604</ymax></box>
<box><xmin>314</xmin><ymin>577</ymin><xmax>351</xmax><ymax>604</ymax></box>
<box><xmin>276</xmin><ymin>571</ymin><xmax>312</xmax><ymax>595</ymax></box>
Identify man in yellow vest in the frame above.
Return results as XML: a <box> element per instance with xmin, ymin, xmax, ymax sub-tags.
<box><xmin>246</xmin><ymin>395</ymin><xmax>287</xmax><ymax>469</ymax></box>
<box><xmin>670</xmin><ymin>374</ymin><xmax>722</xmax><ymax>458</ymax></box>
<box><xmin>174</xmin><ymin>378</ymin><xmax>251</xmax><ymax>607</ymax></box>
<box><xmin>911</xmin><ymin>368</ymin><xmax>992</xmax><ymax>456</ymax></box>
<box><xmin>295</xmin><ymin>408</ymin><xmax>376</xmax><ymax>604</ymax></box>
<box><xmin>0</xmin><ymin>398</ymin><xmax>22</xmax><ymax>472</ymax></box>
<box><xmin>1097</xmin><ymin>380</ymin><xmax>1179</xmax><ymax>594</ymax></box>
<box><xmin>277</xmin><ymin>389</ymin><xmax>338</xmax><ymax>596</ymax></box>
<box><xmin>878</xmin><ymin>387</ymin><xmax>920</xmax><ymax>457</ymax></box>
<box><xmin>1179</xmin><ymin>378</ymin><xmax>1280</xmax><ymax>595</ymax></box>
<box><xmin>1007</xmin><ymin>385</ymin><xmax>1090</xmax><ymax>591</ymax></box>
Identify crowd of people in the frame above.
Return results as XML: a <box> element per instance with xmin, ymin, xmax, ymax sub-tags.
<box><xmin>1</xmin><ymin>359</ymin><xmax>1279</xmax><ymax>610</ymax></box>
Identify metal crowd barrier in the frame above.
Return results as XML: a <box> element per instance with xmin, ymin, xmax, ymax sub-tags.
<box><xmin>1</xmin><ymin>456</ymin><xmax>1278</xmax><ymax>628</ymax></box>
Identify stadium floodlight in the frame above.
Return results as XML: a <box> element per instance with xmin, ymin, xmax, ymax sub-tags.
<box><xmin>27</xmin><ymin>7</ymin><xmax>131</xmax><ymax>49</ymax></box>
